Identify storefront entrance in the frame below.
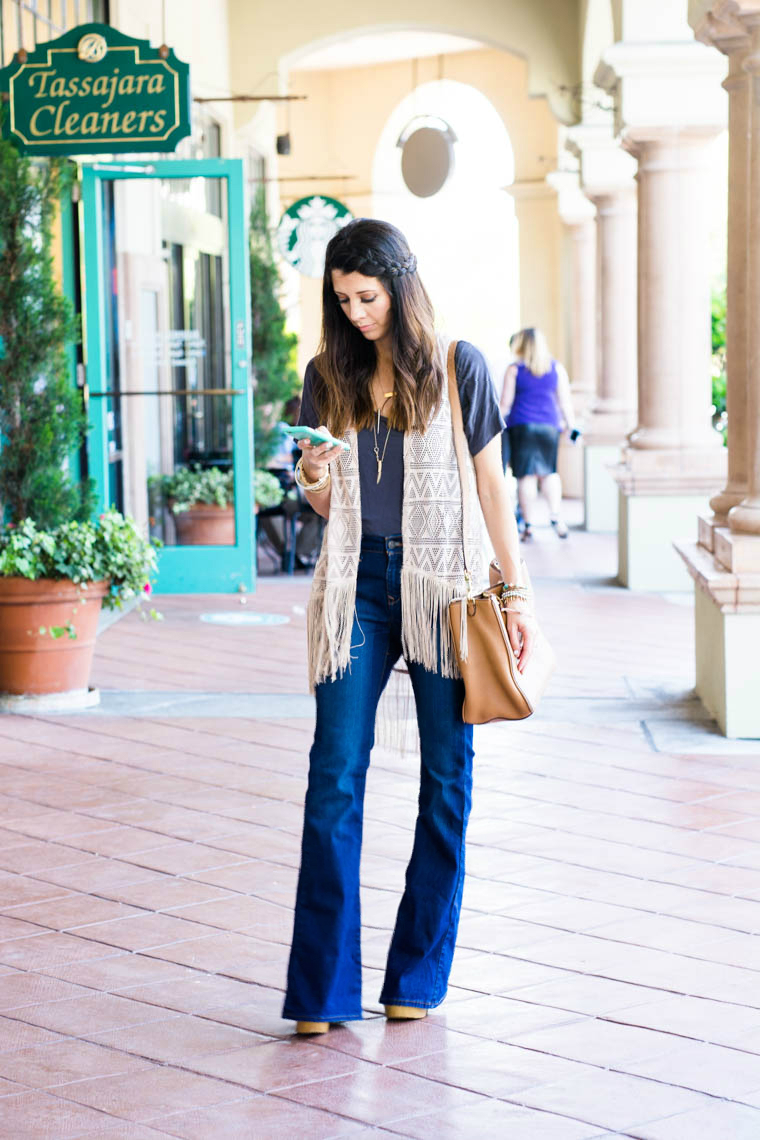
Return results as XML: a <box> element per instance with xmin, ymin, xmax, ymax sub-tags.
<box><xmin>81</xmin><ymin>159</ymin><xmax>254</xmax><ymax>593</ymax></box>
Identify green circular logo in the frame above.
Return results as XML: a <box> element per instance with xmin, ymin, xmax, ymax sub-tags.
<box><xmin>277</xmin><ymin>195</ymin><xmax>352</xmax><ymax>278</ymax></box>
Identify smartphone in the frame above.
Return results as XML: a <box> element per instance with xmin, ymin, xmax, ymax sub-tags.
<box><xmin>569</xmin><ymin>428</ymin><xmax>582</xmax><ymax>443</ymax></box>
<box><xmin>281</xmin><ymin>424</ymin><xmax>350</xmax><ymax>452</ymax></box>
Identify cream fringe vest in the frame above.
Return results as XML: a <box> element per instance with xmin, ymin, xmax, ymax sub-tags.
<box><xmin>307</xmin><ymin>337</ymin><xmax>489</xmax><ymax>691</ymax></box>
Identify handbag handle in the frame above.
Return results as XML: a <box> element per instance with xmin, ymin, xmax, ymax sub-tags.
<box><xmin>446</xmin><ymin>340</ymin><xmax>473</xmax><ymax>596</ymax></box>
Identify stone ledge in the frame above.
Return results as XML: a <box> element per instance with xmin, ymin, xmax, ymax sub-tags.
<box><xmin>675</xmin><ymin>539</ymin><xmax>760</xmax><ymax>613</ymax></box>
<box><xmin>697</xmin><ymin>513</ymin><xmax>717</xmax><ymax>552</ymax></box>
<box><xmin>714</xmin><ymin>527</ymin><xmax>760</xmax><ymax>573</ymax></box>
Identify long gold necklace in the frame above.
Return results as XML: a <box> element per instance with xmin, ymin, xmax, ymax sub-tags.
<box><xmin>372</xmin><ymin>390</ymin><xmax>394</xmax><ymax>484</ymax></box>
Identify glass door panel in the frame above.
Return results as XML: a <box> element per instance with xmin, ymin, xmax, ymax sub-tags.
<box><xmin>82</xmin><ymin>160</ymin><xmax>253</xmax><ymax>593</ymax></box>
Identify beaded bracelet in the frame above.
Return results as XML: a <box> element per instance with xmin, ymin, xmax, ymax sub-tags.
<box><xmin>294</xmin><ymin>456</ymin><xmax>331</xmax><ymax>493</ymax></box>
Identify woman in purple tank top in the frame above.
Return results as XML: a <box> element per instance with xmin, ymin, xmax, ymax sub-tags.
<box><xmin>499</xmin><ymin>327</ymin><xmax>578</xmax><ymax>541</ymax></box>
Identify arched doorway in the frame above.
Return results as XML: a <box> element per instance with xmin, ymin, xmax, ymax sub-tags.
<box><xmin>372</xmin><ymin>78</ymin><xmax>517</xmax><ymax>377</ymax></box>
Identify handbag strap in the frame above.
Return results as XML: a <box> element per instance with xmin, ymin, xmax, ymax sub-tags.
<box><xmin>446</xmin><ymin>340</ymin><xmax>472</xmax><ymax>595</ymax></box>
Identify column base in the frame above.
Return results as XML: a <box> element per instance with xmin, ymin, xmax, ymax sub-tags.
<box><xmin>618</xmin><ymin>490</ymin><xmax>712</xmax><ymax>590</ymax></box>
<box><xmin>557</xmin><ymin>435</ymin><xmax>584</xmax><ymax>499</ymax></box>
<box><xmin>728</xmin><ymin>501</ymin><xmax>760</xmax><ymax>535</ymax></box>
<box><xmin>583</xmin><ymin>442</ymin><xmax>621</xmax><ymax>532</ymax></box>
<box><xmin>614</xmin><ymin>445</ymin><xmax>727</xmax><ymax>589</ymax></box>
<box><xmin>676</xmin><ymin>536</ymin><xmax>760</xmax><ymax>739</ymax></box>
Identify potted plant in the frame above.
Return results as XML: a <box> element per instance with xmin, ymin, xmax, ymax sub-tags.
<box><xmin>0</xmin><ymin>513</ymin><xmax>158</xmax><ymax>695</ymax></box>
<box><xmin>155</xmin><ymin>464</ymin><xmax>236</xmax><ymax>545</ymax></box>
<box><xmin>152</xmin><ymin>465</ymin><xmax>285</xmax><ymax>544</ymax></box>
<box><xmin>0</xmin><ymin>139</ymin><xmax>158</xmax><ymax>698</ymax></box>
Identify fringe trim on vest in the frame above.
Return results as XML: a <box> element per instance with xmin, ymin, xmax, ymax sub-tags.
<box><xmin>400</xmin><ymin>567</ymin><xmax>463</xmax><ymax>679</ymax></box>
<box><xmin>375</xmin><ymin>665</ymin><xmax>419</xmax><ymax>756</ymax></box>
<box><xmin>307</xmin><ymin>578</ymin><xmax>357</xmax><ymax>691</ymax></box>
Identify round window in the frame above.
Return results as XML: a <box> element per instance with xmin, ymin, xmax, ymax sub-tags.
<box><xmin>400</xmin><ymin>126</ymin><xmax>455</xmax><ymax>198</ymax></box>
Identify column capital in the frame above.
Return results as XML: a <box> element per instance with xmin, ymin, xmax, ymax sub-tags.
<box><xmin>565</xmin><ymin>122</ymin><xmax>637</xmax><ymax>199</ymax></box>
<box><xmin>692</xmin><ymin>3</ymin><xmax>754</xmax><ymax>53</ymax></box>
<box><xmin>691</xmin><ymin>2</ymin><xmax>760</xmax><ymax>51</ymax></box>
<box><xmin>621</xmin><ymin>123</ymin><xmax>725</xmax><ymax>165</ymax></box>
<box><xmin>546</xmin><ymin>170</ymin><xmax>596</xmax><ymax>226</ymax></box>
<box><xmin>595</xmin><ymin>38</ymin><xmax>727</xmax><ymax>137</ymax></box>
<box><xmin>505</xmin><ymin>178</ymin><xmax>557</xmax><ymax>203</ymax></box>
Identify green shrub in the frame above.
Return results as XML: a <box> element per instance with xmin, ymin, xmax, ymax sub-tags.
<box><xmin>250</xmin><ymin>187</ymin><xmax>301</xmax><ymax>467</ymax></box>
<box><xmin>0</xmin><ymin>510</ymin><xmax>159</xmax><ymax>613</ymax></box>
<box><xmin>0</xmin><ymin>140</ymin><xmax>93</xmax><ymax>527</ymax></box>
<box><xmin>711</xmin><ymin>282</ymin><xmax>727</xmax><ymax>443</ymax></box>
<box><xmin>254</xmin><ymin>469</ymin><xmax>285</xmax><ymax>509</ymax></box>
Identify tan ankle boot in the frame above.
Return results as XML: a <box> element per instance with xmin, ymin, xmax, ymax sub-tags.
<box><xmin>295</xmin><ymin>1021</ymin><xmax>329</xmax><ymax>1034</ymax></box>
<box><xmin>384</xmin><ymin>1005</ymin><xmax>427</xmax><ymax>1020</ymax></box>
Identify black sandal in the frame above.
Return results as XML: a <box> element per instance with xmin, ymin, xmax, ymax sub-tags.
<box><xmin>550</xmin><ymin>518</ymin><xmax>568</xmax><ymax>539</ymax></box>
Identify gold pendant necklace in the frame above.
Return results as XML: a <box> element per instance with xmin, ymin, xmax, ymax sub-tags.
<box><xmin>372</xmin><ymin>391</ymin><xmax>395</xmax><ymax>483</ymax></box>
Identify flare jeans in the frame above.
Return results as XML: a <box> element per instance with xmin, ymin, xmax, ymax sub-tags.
<box><xmin>282</xmin><ymin>534</ymin><xmax>474</xmax><ymax>1023</ymax></box>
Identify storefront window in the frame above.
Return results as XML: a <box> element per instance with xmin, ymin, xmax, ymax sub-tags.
<box><xmin>0</xmin><ymin>1</ymin><xmax>109</xmax><ymax>66</ymax></box>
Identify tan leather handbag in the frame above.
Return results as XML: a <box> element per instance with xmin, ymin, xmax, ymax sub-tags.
<box><xmin>446</xmin><ymin>342</ymin><xmax>556</xmax><ymax>724</ymax></box>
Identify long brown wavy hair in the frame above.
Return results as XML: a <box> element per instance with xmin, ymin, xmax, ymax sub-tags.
<box><xmin>311</xmin><ymin>218</ymin><xmax>442</xmax><ymax>435</ymax></box>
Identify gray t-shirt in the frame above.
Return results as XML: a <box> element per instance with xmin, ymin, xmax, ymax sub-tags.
<box><xmin>299</xmin><ymin>341</ymin><xmax>503</xmax><ymax>536</ymax></box>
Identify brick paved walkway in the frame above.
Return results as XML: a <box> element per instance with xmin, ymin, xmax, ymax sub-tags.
<box><xmin>1</xmin><ymin>519</ymin><xmax>760</xmax><ymax>1138</ymax></box>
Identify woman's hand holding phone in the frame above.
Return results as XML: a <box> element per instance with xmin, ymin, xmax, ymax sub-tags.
<box><xmin>298</xmin><ymin>426</ymin><xmax>346</xmax><ymax>482</ymax></box>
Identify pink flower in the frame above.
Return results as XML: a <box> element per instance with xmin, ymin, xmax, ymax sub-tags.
<box><xmin>143</xmin><ymin>582</ymin><xmax>152</xmax><ymax>594</ymax></box>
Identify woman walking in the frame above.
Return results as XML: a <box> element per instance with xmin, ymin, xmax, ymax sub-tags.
<box><xmin>500</xmin><ymin>327</ymin><xmax>578</xmax><ymax>541</ymax></box>
<box><xmin>284</xmin><ymin>219</ymin><xmax>535</xmax><ymax>1034</ymax></box>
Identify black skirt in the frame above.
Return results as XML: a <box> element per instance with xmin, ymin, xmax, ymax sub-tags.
<box><xmin>507</xmin><ymin>423</ymin><xmax>559</xmax><ymax>479</ymax></box>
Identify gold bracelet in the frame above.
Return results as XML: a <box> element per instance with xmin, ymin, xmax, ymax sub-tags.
<box><xmin>294</xmin><ymin>456</ymin><xmax>331</xmax><ymax>493</ymax></box>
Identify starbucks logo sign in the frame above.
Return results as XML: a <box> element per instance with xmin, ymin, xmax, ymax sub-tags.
<box><xmin>277</xmin><ymin>196</ymin><xmax>352</xmax><ymax>278</ymax></box>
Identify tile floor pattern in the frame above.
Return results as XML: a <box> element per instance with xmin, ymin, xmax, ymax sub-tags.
<box><xmin>0</xmin><ymin>521</ymin><xmax>759</xmax><ymax>1137</ymax></box>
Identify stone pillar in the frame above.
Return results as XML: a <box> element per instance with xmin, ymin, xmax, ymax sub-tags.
<box><xmin>508</xmin><ymin>180</ymin><xmax>563</xmax><ymax>366</ymax></box>
<box><xmin>567</xmin><ymin>126</ymin><xmax>639</xmax><ymax>531</ymax></box>
<box><xmin>595</xmin><ymin>34</ymin><xmax>727</xmax><ymax>590</ymax></box>
<box><xmin>710</xmin><ymin>40</ymin><xmax>751</xmax><ymax>521</ymax></box>
<box><xmin>584</xmin><ymin>186</ymin><xmax>638</xmax><ymax>530</ymax></box>
<box><xmin>614</xmin><ymin>127</ymin><xmax>726</xmax><ymax>589</ymax></box>
<box><xmin>678</xmin><ymin>4</ymin><xmax>760</xmax><ymax>737</ymax></box>
<box><xmin>553</xmin><ymin>174</ymin><xmax>597</xmax><ymax>499</ymax></box>
<box><xmin>729</xmin><ymin>22</ymin><xmax>760</xmax><ymax>536</ymax></box>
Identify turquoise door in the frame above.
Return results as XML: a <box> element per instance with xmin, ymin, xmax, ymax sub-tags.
<box><xmin>81</xmin><ymin>159</ymin><xmax>254</xmax><ymax>594</ymax></box>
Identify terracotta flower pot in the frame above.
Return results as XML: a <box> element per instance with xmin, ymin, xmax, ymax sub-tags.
<box><xmin>0</xmin><ymin>577</ymin><xmax>109</xmax><ymax>696</ymax></box>
<box><xmin>173</xmin><ymin>503</ymin><xmax>235</xmax><ymax>546</ymax></box>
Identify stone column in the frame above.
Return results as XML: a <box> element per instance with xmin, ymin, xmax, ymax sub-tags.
<box><xmin>710</xmin><ymin>39</ymin><xmax>751</xmax><ymax>521</ymax></box>
<box><xmin>586</xmin><ymin>187</ymin><xmax>638</xmax><ymax>438</ymax></box>
<box><xmin>626</xmin><ymin>129</ymin><xmax>723</xmax><ymax>454</ymax></box>
<box><xmin>678</xmin><ymin>7</ymin><xmax>760</xmax><ymax>737</ymax></box>
<box><xmin>582</xmin><ymin>185</ymin><xmax>639</xmax><ymax>531</ymax></box>
<box><xmin>508</xmin><ymin>180</ymin><xmax>563</xmax><ymax>365</ymax></box>
<box><xmin>729</xmin><ymin>22</ymin><xmax>760</xmax><ymax>536</ymax></box>
<box><xmin>565</xmin><ymin>213</ymin><xmax>597</xmax><ymax>416</ymax></box>
<box><xmin>675</xmin><ymin>3</ymin><xmax>760</xmax><ymax>737</ymax></box>
<box><xmin>567</xmin><ymin>126</ymin><xmax>639</xmax><ymax>531</ymax></box>
<box><xmin>553</xmin><ymin>174</ymin><xmax>597</xmax><ymax>499</ymax></box>
<box><xmin>595</xmin><ymin>35</ymin><xmax>727</xmax><ymax>590</ymax></box>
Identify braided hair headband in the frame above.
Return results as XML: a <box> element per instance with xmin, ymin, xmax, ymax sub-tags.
<box><xmin>365</xmin><ymin>251</ymin><xmax>418</xmax><ymax>279</ymax></box>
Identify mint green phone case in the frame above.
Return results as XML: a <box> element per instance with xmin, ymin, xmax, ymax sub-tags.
<box><xmin>281</xmin><ymin>424</ymin><xmax>350</xmax><ymax>452</ymax></box>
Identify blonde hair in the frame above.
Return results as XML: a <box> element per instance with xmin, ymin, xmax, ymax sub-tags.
<box><xmin>510</xmin><ymin>327</ymin><xmax>553</xmax><ymax>378</ymax></box>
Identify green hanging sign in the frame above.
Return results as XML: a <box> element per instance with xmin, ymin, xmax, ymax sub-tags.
<box><xmin>0</xmin><ymin>23</ymin><xmax>191</xmax><ymax>155</ymax></box>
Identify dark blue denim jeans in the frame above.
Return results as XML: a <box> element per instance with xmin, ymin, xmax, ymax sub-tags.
<box><xmin>283</xmin><ymin>534</ymin><xmax>474</xmax><ymax>1023</ymax></box>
